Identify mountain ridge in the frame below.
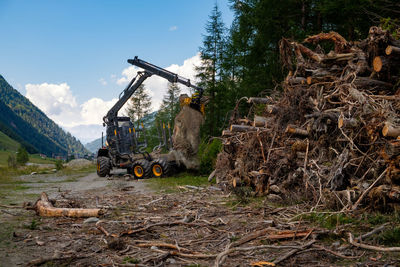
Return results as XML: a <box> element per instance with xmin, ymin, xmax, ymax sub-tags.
<box><xmin>0</xmin><ymin>75</ymin><xmax>88</xmax><ymax>156</ymax></box>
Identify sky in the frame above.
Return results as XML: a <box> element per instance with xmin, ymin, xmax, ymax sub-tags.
<box><xmin>0</xmin><ymin>0</ymin><xmax>233</xmax><ymax>144</ymax></box>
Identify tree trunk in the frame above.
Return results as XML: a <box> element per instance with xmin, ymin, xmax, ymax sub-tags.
<box><xmin>285</xmin><ymin>125</ymin><xmax>308</xmax><ymax>136</ymax></box>
<box><xmin>34</xmin><ymin>192</ymin><xmax>103</xmax><ymax>218</ymax></box>
<box><xmin>247</xmin><ymin>97</ymin><xmax>273</xmax><ymax>105</ymax></box>
<box><xmin>355</xmin><ymin>77</ymin><xmax>393</xmax><ymax>90</ymax></box>
<box><xmin>253</xmin><ymin>116</ymin><xmax>268</xmax><ymax>127</ymax></box>
<box><xmin>338</xmin><ymin>117</ymin><xmax>359</xmax><ymax>129</ymax></box>
<box><xmin>230</xmin><ymin>124</ymin><xmax>265</xmax><ymax>132</ymax></box>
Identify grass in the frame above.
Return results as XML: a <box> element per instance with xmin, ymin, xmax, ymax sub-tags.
<box><xmin>300</xmin><ymin>212</ymin><xmax>357</xmax><ymax>230</ymax></box>
<box><xmin>59</xmin><ymin>165</ymin><xmax>96</xmax><ymax>175</ymax></box>
<box><xmin>0</xmin><ymin>131</ymin><xmax>19</xmax><ymax>151</ymax></box>
<box><xmin>0</xmin><ymin>165</ymin><xmax>43</xmax><ymax>182</ymax></box>
<box><xmin>28</xmin><ymin>154</ymin><xmax>56</xmax><ymax>164</ymax></box>
<box><xmin>145</xmin><ymin>172</ymin><xmax>209</xmax><ymax>193</ymax></box>
<box><xmin>0</xmin><ymin>150</ymin><xmax>56</xmax><ymax>168</ymax></box>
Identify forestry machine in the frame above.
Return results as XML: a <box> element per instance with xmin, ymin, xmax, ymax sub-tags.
<box><xmin>96</xmin><ymin>56</ymin><xmax>203</xmax><ymax>178</ymax></box>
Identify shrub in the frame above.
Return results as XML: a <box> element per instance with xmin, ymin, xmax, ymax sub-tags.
<box><xmin>198</xmin><ymin>138</ymin><xmax>222</xmax><ymax>174</ymax></box>
<box><xmin>55</xmin><ymin>159</ymin><xmax>64</xmax><ymax>170</ymax></box>
<box><xmin>7</xmin><ymin>154</ymin><xmax>17</xmax><ymax>169</ymax></box>
<box><xmin>16</xmin><ymin>146</ymin><xmax>29</xmax><ymax>165</ymax></box>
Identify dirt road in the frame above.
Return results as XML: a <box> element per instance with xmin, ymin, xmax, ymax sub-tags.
<box><xmin>0</xmin><ymin>168</ymin><xmax>150</xmax><ymax>266</ymax></box>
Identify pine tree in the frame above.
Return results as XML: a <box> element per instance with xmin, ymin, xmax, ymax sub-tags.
<box><xmin>126</xmin><ymin>84</ymin><xmax>152</xmax><ymax>127</ymax></box>
<box><xmin>16</xmin><ymin>146</ymin><xmax>29</xmax><ymax>165</ymax></box>
<box><xmin>196</xmin><ymin>3</ymin><xmax>226</xmax><ymax>136</ymax></box>
<box><xmin>158</xmin><ymin>82</ymin><xmax>181</xmax><ymax>126</ymax></box>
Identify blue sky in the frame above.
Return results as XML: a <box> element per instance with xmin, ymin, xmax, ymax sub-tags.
<box><xmin>0</xmin><ymin>0</ymin><xmax>233</xmax><ymax>143</ymax></box>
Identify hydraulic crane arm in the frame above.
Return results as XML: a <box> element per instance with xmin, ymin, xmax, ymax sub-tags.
<box><xmin>103</xmin><ymin>56</ymin><xmax>204</xmax><ymax>126</ymax></box>
<box><xmin>103</xmin><ymin>71</ymin><xmax>152</xmax><ymax>126</ymax></box>
<box><xmin>128</xmin><ymin>56</ymin><xmax>203</xmax><ymax>93</ymax></box>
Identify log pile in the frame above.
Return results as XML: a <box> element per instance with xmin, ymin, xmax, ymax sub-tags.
<box><xmin>215</xmin><ymin>27</ymin><xmax>400</xmax><ymax>211</ymax></box>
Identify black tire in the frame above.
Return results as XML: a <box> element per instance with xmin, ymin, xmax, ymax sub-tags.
<box><xmin>150</xmin><ymin>158</ymin><xmax>170</xmax><ymax>178</ymax></box>
<box><xmin>97</xmin><ymin>156</ymin><xmax>111</xmax><ymax>177</ymax></box>
<box><xmin>132</xmin><ymin>159</ymin><xmax>151</xmax><ymax>179</ymax></box>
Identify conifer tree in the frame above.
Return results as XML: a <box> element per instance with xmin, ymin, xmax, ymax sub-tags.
<box><xmin>196</xmin><ymin>3</ymin><xmax>226</xmax><ymax>136</ymax></box>
<box><xmin>157</xmin><ymin>82</ymin><xmax>181</xmax><ymax>126</ymax></box>
<box><xmin>126</xmin><ymin>84</ymin><xmax>152</xmax><ymax>127</ymax></box>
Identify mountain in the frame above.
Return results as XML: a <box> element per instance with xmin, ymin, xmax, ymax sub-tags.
<box><xmin>85</xmin><ymin>138</ymin><xmax>103</xmax><ymax>154</ymax></box>
<box><xmin>0</xmin><ymin>75</ymin><xmax>88</xmax><ymax>157</ymax></box>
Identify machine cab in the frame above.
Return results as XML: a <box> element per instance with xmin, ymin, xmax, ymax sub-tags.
<box><xmin>106</xmin><ymin>116</ymin><xmax>136</xmax><ymax>155</ymax></box>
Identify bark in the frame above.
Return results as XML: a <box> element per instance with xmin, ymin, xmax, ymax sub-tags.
<box><xmin>247</xmin><ymin>97</ymin><xmax>273</xmax><ymax>105</ymax></box>
<box><xmin>230</xmin><ymin>125</ymin><xmax>265</xmax><ymax>132</ymax></box>
<box><xmin>307</xmin><ymin>76</ymin><xmax>334</xmax><ymax>85</ymax></box>
<box><xmin>384</xmin><ymin>140</ymin><xmax>400</xmax><ymax>158</ymax></box>
<box><xmin>253</xmin><ymin>116</ymin><xmax>268</xmax><ymax>127</ymax></box>
<box><xmin>266</xmin><ymin>105</ymin><xmax>279</xmax><ymax>114</ymax></box>
<box><xmin>287</xmin><ymin>77</ymin><xmax>306</xmax><ymax>85</ymax></box>
<box><xmin>338</xmin><ymin>117</ymin><xmax>359</xmax><ymax>129</ymax></box>
<box><xmin>285</xmin><ymin>125</ymin><xmax>308</xmax><ymax>136</ymax></box>
<box><xmin>354</xmin><ymin>77</ymin><xmax>393</xmax><ymax>90</ymax></box>
<box><xmin>304</xmin><ymin>32</ymin><xmax>351</xmax><ymax>53</ymax></box>
<box><xmin>221</xmin><ymin>130</ymin><xmax>234</xmax><ymax>137</ymax></box>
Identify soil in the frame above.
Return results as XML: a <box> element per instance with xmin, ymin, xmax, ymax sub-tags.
<box><xmin>0</xmin><ymin>169</ymin><xmax>399</xmax><ymax>266</ymax></box>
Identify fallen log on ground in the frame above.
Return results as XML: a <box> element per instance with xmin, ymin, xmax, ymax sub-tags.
<box><xmin>34</xmin><ymin>192</ymin><xmax>103</xmax><ymax>217</ymax></box>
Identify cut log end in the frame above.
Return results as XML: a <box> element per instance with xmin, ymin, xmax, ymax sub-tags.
<box><xmin>373</xmin><ymin>56</ymin><xmax>383</xmax><ymax>72</ymax></box>
<box><xmin>386</xmin><ymin>45</ymin><xmax>400</xmax><ymax>56</ymax></box>
<box><xmin>382</xmin><ymin>122</ymin><xmax>400</xmax><ymax>138</ymax></box>
<box><xmin>386</xmin><ymin>45</ymin><xmax>393</xmax><ymax>56</ymax></box>
<box><xmin>285</xmin><ymin>125</ymin><xmax>308</xmax><ymax>136</ymax></box>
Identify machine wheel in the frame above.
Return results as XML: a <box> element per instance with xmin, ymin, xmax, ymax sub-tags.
<box><xmin>150</xmin><ymin>158</ymin><xmax>170</xmax><ymax>177</ymax></box>
<box><xmin>132</xmin><ymin>159</ymin><xmax>151</xmax><ymax>179</ymax></box>
<box><xmin>97</xmin><ymin>157</ymin><xmax>111</xmax><ymax>177</ymax></box>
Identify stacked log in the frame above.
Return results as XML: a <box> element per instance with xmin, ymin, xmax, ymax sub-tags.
<box><xmin>214</xmin><ymin>27</ymin><xmax>400</xmax><ymax>211</ymax></box>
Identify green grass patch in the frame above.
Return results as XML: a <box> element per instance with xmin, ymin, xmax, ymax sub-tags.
<box><xmin>0</xmin><ymin>165</ymin><xmax>43</xmax><ymax>182</ymax></box>
<box><xmin>0</xmin><ymin>131</ymin><xmax>19</xmax><ymax>152</ymax></box>
<box><xmin>59</xmin><ymin>165</ymin><xmax>96</xmax><ymax>175</ymax></box>
<box><xmin>300</xmin><ymin>212</ymin><xmax>357</xmax><ymax>229</ymax></box>
<box><xmin>145</xmin><ymin>172</ymin><xmax>209</xmax><ymax>193</ymax></box>
<box><xmin>28</xmin><ymin>154</ymin><xmax>56</xmax><ymax>164</ymax></box>
<box><xmin>123</xmin><ymin>257</ymin><xmax>140</xmax><ymax>264</ymax></box>
<box><xmin>0</xmin><ymin>150</ymin><xmax>56</xmax><ymax>167</ymax></box>
<box><xmin>363</xmin><ymin>212</ymin><xmax>400</xmax><ymax>225</ymax></box>
<box><xmin>377</xmin><ymin>227</ymin><xmax>400</xmax><ymax>246</ymax></box>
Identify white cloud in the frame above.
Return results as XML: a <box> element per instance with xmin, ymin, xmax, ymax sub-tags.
<box><xmin>80</xmin><ymin>97</ymin><xmax>118</xmax><ymax>125</ymax></box>
<box><xmin>63</xmin><ymin>124</ymin><xmax>105</xmax><ymax>144</ymax></box>
<box><xmin>99</xmin><ymin>78</ymin><xmax>107</xmax><ymax>85</ymax></box>
<box><xmin>169</xmin><ymin>26</ymin><xmax>178</xmax><ymax>31</ymax></box>
<box><xmin>116</xmin><ymin>53</ymin><xmax>201</xmax><ymax>111</ymax></box>
<box><xmin>24</xmin><ymin>54</ymin><xmax>201</xmax><ymax>143</ymax></box>
<box><xmin>25</xmin><ymin>83</ymin><xmax>77</xmax><ymax>116</ymax></box>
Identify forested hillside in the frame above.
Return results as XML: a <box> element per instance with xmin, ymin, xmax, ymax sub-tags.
<box><xmin>0</xmin><ymin>75</ymin><xmax>88</xmax><ymax>156</ymax></box>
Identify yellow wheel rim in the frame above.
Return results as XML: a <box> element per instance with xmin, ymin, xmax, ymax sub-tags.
<box><xmin>152</xmin><ymin>164</ymin><xmax>163</xmax><ymax>177</ymax></box>
<box><xmin>134</xmin><ymin>166</ymin><xmax>144</xmax><ymax>178</ymax></box>
<box><xmin>97</xmin><ymin>163</ymin><xmax>100</xmax><ymax>171</ymax></box>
